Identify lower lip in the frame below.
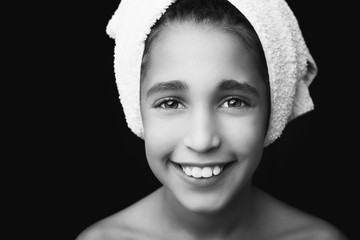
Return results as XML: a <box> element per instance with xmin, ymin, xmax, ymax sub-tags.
<box><xmin>169</xmin><ymin>161</ymin><xmax>236</xmax><ymax>188</ymax></box>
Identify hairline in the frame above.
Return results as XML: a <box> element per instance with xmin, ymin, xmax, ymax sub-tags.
<box><xmin>140</xmin><ymin>19</ymin><xmax>266</xmax><ymax>84</ymax></box>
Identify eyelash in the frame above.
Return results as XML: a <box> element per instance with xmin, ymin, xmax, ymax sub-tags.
<box><xmin>220</xmin><ymin>96</ymin><xmax>251</xmax><ymax>109</ymax></box>
<box><xmin>153</xmin><ymin>97</ymin><xmax>185</xmax><ymax>110</ymax></box>
<box><xmin>153</xmin><ymin>96</ymin><xmax>250</xmax><ymax>110</ymax></box>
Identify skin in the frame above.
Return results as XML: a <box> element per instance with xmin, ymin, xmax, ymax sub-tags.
<box><xmin>141</xmin><ymin>22</ymin><xmax>269</xmax><ymax>215</ymax></box>
<box><xmin>76</xmin><ymin>22</ymin><xmax>348</xmax><ymax>240</ymax></box>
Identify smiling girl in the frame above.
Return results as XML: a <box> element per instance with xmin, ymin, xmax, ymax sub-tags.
<box><xmin>76</xmin><ymin>0</ymin><xmax>347</xmax><ymax>239</ymax></box>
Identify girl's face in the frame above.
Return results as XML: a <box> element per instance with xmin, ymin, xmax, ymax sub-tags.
<box><xmin>141</xmin><ymin>23</ymin><xmax>269</xmax><ymax>213</ymax></box>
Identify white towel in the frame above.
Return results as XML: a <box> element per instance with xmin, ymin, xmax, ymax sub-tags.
<box><xmin>106</xmin><ymin>0</ymin><xmax>317</xmax><ymax>146</ymax></box>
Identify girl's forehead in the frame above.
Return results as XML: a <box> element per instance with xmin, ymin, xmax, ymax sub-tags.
<box><xmin>153</xmin><ymin>23</ymin><xmax>247</xmax><ymax>61</ymax></box>
<box><xmin>143</xmin><ymin>23</ymin><xmax>264</xmax><ymax>90</ymax></box>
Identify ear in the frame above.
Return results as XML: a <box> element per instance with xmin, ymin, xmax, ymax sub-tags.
<box><xmin>303</xmin><ymin>55</ymin><xmax>318</xmax><ymax>86</ymax></box>
<box><xmin>287</xmin><ymin>55</ymin><xmax>318</xmax><ymax>123</ymax></box>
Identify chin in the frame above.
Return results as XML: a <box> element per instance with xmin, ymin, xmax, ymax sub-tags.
<box><xmin>176</xmin><ymin>190</ymin><xmax>232</xmax><ymax>214</ymax></box>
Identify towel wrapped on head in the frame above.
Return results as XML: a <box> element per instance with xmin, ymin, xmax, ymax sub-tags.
<box><xmin>106</xmin><ymin>0</ymin><xmax>317</xmax><ymax>146</ymax></box>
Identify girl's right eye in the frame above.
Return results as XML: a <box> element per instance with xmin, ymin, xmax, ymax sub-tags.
<box><xmin>153</xmin><ymin>97</ymin><xmax>185</xmax><ymax>110</ymax></box>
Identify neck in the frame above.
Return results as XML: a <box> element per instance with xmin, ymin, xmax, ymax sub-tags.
<box><xmin>159</xmin><ymin>182</ymin><xmax>256</xmax><ymax>239</ymax></box>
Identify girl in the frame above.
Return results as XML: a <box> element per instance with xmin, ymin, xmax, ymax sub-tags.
<box><xmin>77</xmin><ymin>0</ymin><xmax>347</xmax><ymax>239</ymax></box>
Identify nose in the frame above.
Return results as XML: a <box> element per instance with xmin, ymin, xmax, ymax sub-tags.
<box><xmin>183</xmin><ymin>110</ymin><xmax>221</xmax><ymax>153</ymax></box>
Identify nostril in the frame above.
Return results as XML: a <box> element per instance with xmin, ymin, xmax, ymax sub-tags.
<box><xmin>212</xmin><ymin>136</ymin><xmax>221</xmax><ymax>148</ymax></box>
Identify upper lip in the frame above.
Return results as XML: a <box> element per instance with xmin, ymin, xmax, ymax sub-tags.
<box><xmin>171</xmin><ymin>160</ymin><xmax>234</xmax><ymax>167</ymax></box>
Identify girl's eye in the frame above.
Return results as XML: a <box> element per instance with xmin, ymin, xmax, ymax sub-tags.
<box><xmin>221</xmin><ymin>97</ymin><xmax>249</xmax><ymax>108</ymax></box>
<box><xmin>154</xmin><ymin>98</ymin><xmax>185</xmax><ymax>110</ymax></box>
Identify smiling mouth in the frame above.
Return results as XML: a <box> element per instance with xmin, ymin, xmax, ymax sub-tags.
<box><xmin>171</xmin><ymin>161</ymin><xmax>235</xmax><ymax>179</ymax></box>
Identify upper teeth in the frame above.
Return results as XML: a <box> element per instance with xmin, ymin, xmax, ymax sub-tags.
<box><xmin>181</xmin><ymin>165</ymin><xmax>223</xmax><ymax>178</ymax></box>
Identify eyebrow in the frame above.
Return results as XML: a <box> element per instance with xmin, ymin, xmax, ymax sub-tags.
<box><xmin>145</xmin><ymin>79</ymin><xmax>259</xmax><ymax>98</ymax></box>
<box><xmin>217</xmin><ymin>79</ymin><xmax>259</xmax><ymax>97</ymax></box>
<box><xmin>146</xmin><ymin>80</ymin><xmax>189</xmax><ymax>98</ymax></box>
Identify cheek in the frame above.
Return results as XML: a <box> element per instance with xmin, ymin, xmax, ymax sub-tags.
<box><xmin>221</xmin><ymin>113</ymin><xmax>266</xmax><ymax>156</ymax></box>
<box><xmin>221</xmin><ymin>115</ymin><xmax>265</xmax><ymax>185</ymax></box>
<box><xmin>143</xmin><ymin>111</ymin><xmax>185</xmax><ymax>163</ymax></box>
<box><xmin>143</xmin><ymin>112</ymin><xmax>188</xmax><ymax>185</ymax></box>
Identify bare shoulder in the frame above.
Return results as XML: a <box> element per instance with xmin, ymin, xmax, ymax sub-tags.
<box><xmin>75</xmin><ymin>189</ymin><xmax>163</xmax><ymax>240</ymax></box>
<box><xmin>254</xmin><ymin>188</ymin><xmax>348</xmax><ymax>240</ymax></box>
<box><xmin>307</xmin><ymin>225</ymin><xmax>349</xmax><ymax>240</ymax></box>
<box><xmin>75</xmin><ymin>216</ymin><xmax>137</xmax><ymax>240</ymax></box>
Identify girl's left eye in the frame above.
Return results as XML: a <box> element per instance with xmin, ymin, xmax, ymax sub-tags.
<box><xmin>154</xmin><ymin>98</ymin><xmax>185</xmax><ymax>110</ymax></box>
<box><xmin>220</xmin><ymin>97</ymin><xmax>249</xmax><ymax>108</ymax></box>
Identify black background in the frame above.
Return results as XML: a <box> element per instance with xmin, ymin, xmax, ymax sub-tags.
<box><xmin>8</xmin><ymin>1</ymin><xmax>358</xmax><ymax>239</ymax></box>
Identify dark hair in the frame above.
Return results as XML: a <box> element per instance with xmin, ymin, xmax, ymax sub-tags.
<box><xmin>140</xmin><ymin>0</ymin><xmax>268</xmax><ymax>85</ymax></box>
